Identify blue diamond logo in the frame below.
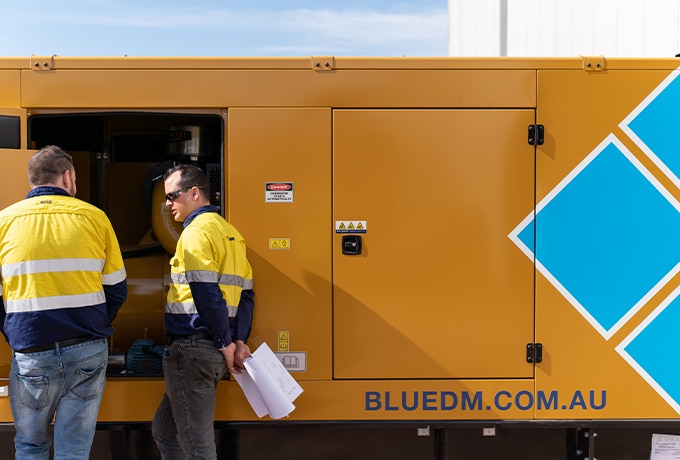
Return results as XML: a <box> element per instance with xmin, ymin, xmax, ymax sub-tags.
<box><xmin>510</xmin><ymin>134</ymin><xmax>680</xmax><ymax>339</ymax></box>
<box><xmin>618</xmin><ymin>286</ymin><xmax>680</xmax><ymax>413</ymax></box>
<box><xmin>621</xmin><ymin>69</ymin><xmax>680</xmax><ymax>189</ymax></box>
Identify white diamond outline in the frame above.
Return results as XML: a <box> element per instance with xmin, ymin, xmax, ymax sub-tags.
<box><xmin>616</xmin><ymin>283</ymin><xmax>680</xmax><ymax>414</ymax></box>
<box><xmin>508</xmin><ymin>133</ymin><xmax>680</xmax><ymax>340</ymax></box>
<box><xmin>620</xmin><ymin>68</ymin><xmax>680</xmax><ymax>191</ymax></box>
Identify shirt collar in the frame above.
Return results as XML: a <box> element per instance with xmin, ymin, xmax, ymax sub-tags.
<box><xmin>27</xmin><ymin>186</ymin><xmax>70</xmax><ymax>199</ymax></box>
<box><xmin>184</xmin><ymin>205</ymin><xmax>219</xmax><ymax>228</ymax></box>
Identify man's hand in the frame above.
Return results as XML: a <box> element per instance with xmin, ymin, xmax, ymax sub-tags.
<box><xmin>220</xmin><ymin>342</ymin><xmax>238</xmax><ymax>374</ymax></box>
<box><xmin>234</xmin><ymin>340</ymin><xmax>251</xmax><ymax>372</ymax></box>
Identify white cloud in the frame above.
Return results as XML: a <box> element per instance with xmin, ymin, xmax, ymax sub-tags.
<box><xmin>0</xmin><ymin>4</ymin><xmax>448</xmax><ymax>57</ymax></box>
<box><xmin>67</xmin><ymin>6</ymin><xmax>446</xmax><ymax>38</ymax></box>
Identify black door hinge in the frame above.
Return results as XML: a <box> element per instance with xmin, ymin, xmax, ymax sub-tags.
<box><xmin>526</xmin><ymin>343</ymin><xmax>543</xmax><ymax>363</ymax></box>
<box><xmin>528</xmin><ymin>124</ymin><xmax>544</xmax><ymax>146</ymax></box>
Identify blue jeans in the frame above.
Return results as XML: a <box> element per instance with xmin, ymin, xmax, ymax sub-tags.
<box><xmin>10</xmin><ymin>338</ymin><xmax>108</xmax><ymax>460</ymax></box>
<box><xmin>152</xmin><ymin>337</ymin><xmax>227</xmax><ymax>460</ymax></box>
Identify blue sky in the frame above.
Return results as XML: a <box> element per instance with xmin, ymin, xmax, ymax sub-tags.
<box><xmin>1</xmin><ymin>1</ymin><xmax>448</xmax><ymax>57</ymax></box>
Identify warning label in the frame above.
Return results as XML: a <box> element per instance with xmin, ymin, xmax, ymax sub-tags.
<box><xmin>278</xmin><ymin>331</ymin><xmax>289</xmax><ymax>351</ymax></box>
<box><xmin>269</xmin><ymin>238</ymin><xmax>291</xmax><ymax>250</ymax></box>
<box><xmin>336</xmin><ymin>220</ymin><xmax>367</xmax><ymax>233</ymax></box>
<box><xmin>265</xmin><ymin>182</ymin><xmax>294</xmax><ymax>203</ymax></box>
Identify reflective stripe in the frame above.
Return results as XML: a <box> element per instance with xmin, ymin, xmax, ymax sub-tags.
<box><xmin>184</xmin><ymin>270</ymin><xmax>219</xmax><ymax>283</ymax></box>
<box><xmin>219</xmin><ymin>273</ymin><xmax>252</xmax><ymax>290</ymax></box>
<box><xmin>169</xmin><ymin>272</ymin><xmax>188</xmax><ymax>284</ymax></box>
<box><xmin>102</xmin><ymin>267</ymin><xmax>127</xmax><ymax>285</ymax></box>
<box><xmin>5</xmin><ymin>291</ymin><xmax>106</xmax><ymax>313</ymax></box>
<box><xmin>166</xmin><ymin>301</ymin><xmax>238</xmax><ymax>317</ymax></box>
<box><xmin>171</xmin><ymin>270</ymin><xmax>251</xmax><ymax>289</ymax></box>
<box><xmin>2</xmin><ymin>258</ymin><xmax>105</xmax><ymax>277</ymax></box>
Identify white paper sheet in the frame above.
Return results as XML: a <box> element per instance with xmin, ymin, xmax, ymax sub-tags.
<box><xmin>232</xmin><ymin>342</ymin><xmax>303</xmax><ymax>419</ymax></box>
<box><xmin>651</xmin><ymin>434</ymin><xmax>680</xmax><ymax>459</ymax></box>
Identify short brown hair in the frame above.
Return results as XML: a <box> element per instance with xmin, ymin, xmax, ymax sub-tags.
<box><xmin>28</xmin><ymin>145</ymin><xmax>74</xmax><ymax>186</ymax></box>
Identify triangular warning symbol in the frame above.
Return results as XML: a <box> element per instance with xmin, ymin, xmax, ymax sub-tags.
<box><xmin>348</xmin><ymin>222</ymin><xmax>355</xmax><ymax>229</ymax></box>
<box><xmin>339</xmin><ymin>222</ymin><xmax>347</xmax><ymax>229</ymax></box>
<box><xmin>356</xmin><ymin>222</ymin><xmax>364</xmax><ymax>229</ymax></box>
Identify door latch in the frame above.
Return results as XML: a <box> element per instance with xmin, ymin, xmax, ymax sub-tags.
<box><xmin>342</xmin><ymin>235</ymin><xmax>362</xmax><ymax>255</ymax></box>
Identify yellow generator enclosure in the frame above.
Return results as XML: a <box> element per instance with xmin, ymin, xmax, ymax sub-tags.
<box><xmin>0</xmin><ymin>56</ymin><xmax>680</xmax><ymax>431</ymax></box>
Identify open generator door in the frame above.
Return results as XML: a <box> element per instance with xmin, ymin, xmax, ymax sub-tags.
<box><xmin>0</xmin><ymin>146</ymin><xmax>33</xmax><ymax>208</ymax></box>
<box><xmin>0</xmin><ymin>107</ymin><xmax>30</xmax><ymax>382</ymax></box>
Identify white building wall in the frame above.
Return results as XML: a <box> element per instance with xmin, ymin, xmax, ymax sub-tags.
<box><xmin>448</xmin><ymin>0</ymin><xmax>680</xmax><ymax>57</ymax></box>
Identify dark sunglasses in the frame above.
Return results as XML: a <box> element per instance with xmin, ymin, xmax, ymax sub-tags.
<box><xmin>165</xmin><ymin>186</ymin><xmax>195</xmax><ymax>202</ymax></box>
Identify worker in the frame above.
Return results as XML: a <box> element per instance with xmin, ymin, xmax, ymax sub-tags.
<box><xmin>0</xmin><ymin>145</ymin><xmax>128</xmax><ymax>459</ymax></box>
<box><xmin>152</xmin><ymin>163</ymin><xmax>254</xmax><ymax>459</ymax></box>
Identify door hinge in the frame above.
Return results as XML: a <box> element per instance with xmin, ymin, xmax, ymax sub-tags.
<box><xmin>526</xmin><ymin>343</ymin><xmax>543</xmax><ymax>363</ymax></box>
<box><xmin>528</xmin><ymin>124</ymin><xmax>544</xmax><ymax>146</ymax></box>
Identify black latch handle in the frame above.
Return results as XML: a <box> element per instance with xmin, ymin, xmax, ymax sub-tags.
<box><xmin>342</xmin><ymin>235</ymin><xmax>362</xmax><ymax>255</ymax></box>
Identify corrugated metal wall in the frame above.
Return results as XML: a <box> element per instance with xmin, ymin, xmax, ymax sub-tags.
<box><xmin>448</xmin><ymin>0</ymin><xmax>680</xmax><ymax>57</ymax></box>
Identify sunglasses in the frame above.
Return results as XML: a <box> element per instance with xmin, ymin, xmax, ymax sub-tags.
<box><xmin>165</xmin><ymin>186</ymin><xmax>195</xmax><ymax>202</ymax></box>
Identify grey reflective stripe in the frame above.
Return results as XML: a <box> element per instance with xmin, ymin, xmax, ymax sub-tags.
<box><xmin>2</xmin><ymin>258</ymin><xmax>105</xmax><ymax>277</ymax></box>
<box><xmin>218</xmin><ymin>273</ymin><xmax>252</xmax><ymax>290</ymax></box>
<box><xmin>185</xmin><ymin>270</ymin><xmax>219</xmax><ymax>283</ymax></box>
<box><xmin>102</xmin><ymin>267</ymin><xmax>127</xmax><ymax>285</ymax></box>
<box><xmin>5</xmin><ymin>291</ymin><xmax>106</xmax><ymax>313</ymax></box>
<box><xmin>166</xmin><ymin>301</ymin><xmax>197</xmax><ymax>314</ymax></box>
<box><xmin>169</xmin><ymin>272</ymin><xmax>188</xmax><ymax>284</ymax></box>
<box><xmin>165</xmin><ymin>301</ymin><xmax>237</xmax><ymax>317</ymax></box>
<box><xmin>172</xmin><ymin>270</ymin><xmax>251</xmax><ymax>289</ymax></box>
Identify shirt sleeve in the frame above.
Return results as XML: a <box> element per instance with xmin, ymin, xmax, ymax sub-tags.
<box><xmin>182</xmin><ymin>227</ymin><xmax>233</xmax><ymax>348</ymax></box>
<box><xmin>190</xmin><ymin>281</ymin><xmax>232</xmax><ymax>348</ymax></box>
<box><xmin>101</xmin><ymin>217</ymin><xmax>128</xmax><ymax>321</ymax></box>
<box><xmin>104</xmin><ymin>280</ymin><xmax>128</xmax><ymax>322</ymax></box>
<box><xmin>234</xmin><ymin>289</ymin><xmax>254</xmax><ymax>343</ymax></box>
<box><xmin>0</xmin><ymin>294</ymin><xmax>7</xmax><ymax>343</ymax></box>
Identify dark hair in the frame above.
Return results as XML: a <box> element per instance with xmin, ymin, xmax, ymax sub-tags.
<box><xmin>28</xmin><ymin>145</ymin><xmax>74</xmax><ymax>186</ymax></box>
<box><xmin>163</xmin><ymin>164</ymin><xmax>210</xmax><ymax>200</ymax></box>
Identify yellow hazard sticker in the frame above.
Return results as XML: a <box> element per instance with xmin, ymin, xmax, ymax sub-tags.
<box><xmin>278</xmin><ymin>331</ymin><xmax>289</xmax><ymax>352</ymax></box>
<box><xmin>335</xmin><ymin>220</ymin><xmax>367</xmax><ymax>233</ymax></box>
<box><xmin>269</xmin><ymin>238</ymin><xmax>291</xmax><ymax>250</ymax></box>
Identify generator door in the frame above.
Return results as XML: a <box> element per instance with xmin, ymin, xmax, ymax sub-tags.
<box><xmin>0</xmin><ymin>141</ymin><xmax>33</xmax><ymax>381</ymax></box>
<box><xmin>333</xmin><ymin>109</ymin><xmax>535</xmax><ymax>379</ymax></box>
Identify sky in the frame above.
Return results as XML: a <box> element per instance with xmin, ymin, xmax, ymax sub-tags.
<box><xmin>0</xmin><ymin>1</ymin><xmax>449</xmax><ymax>58</ymax></box>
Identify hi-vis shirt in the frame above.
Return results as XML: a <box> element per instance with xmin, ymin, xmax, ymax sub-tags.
<box><xmin>165</xmin><ymin>206</ymin><xmax>254</xmax><ymax>349</ymax></box>
<box><xmin>0</xmin><ymin>187</ymin><xmax>128</xmax><ymax>351</ymax></box>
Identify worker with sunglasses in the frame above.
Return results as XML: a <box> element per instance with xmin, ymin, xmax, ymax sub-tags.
<box><xmin>152</xmin><ymin>163</ymin><xmax>254</xmax><ymax>460</ymax></box>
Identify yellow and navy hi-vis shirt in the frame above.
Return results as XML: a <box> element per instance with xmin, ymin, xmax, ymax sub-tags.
<box><xmin>165</xmin><ymin>206</ymin><xmax>254</xmax><ymax>349</ymax></box>
<box><xmin>0</xmin><ymin>187</ymin><xmax>128</xmax><ymax>351</ymax></box>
